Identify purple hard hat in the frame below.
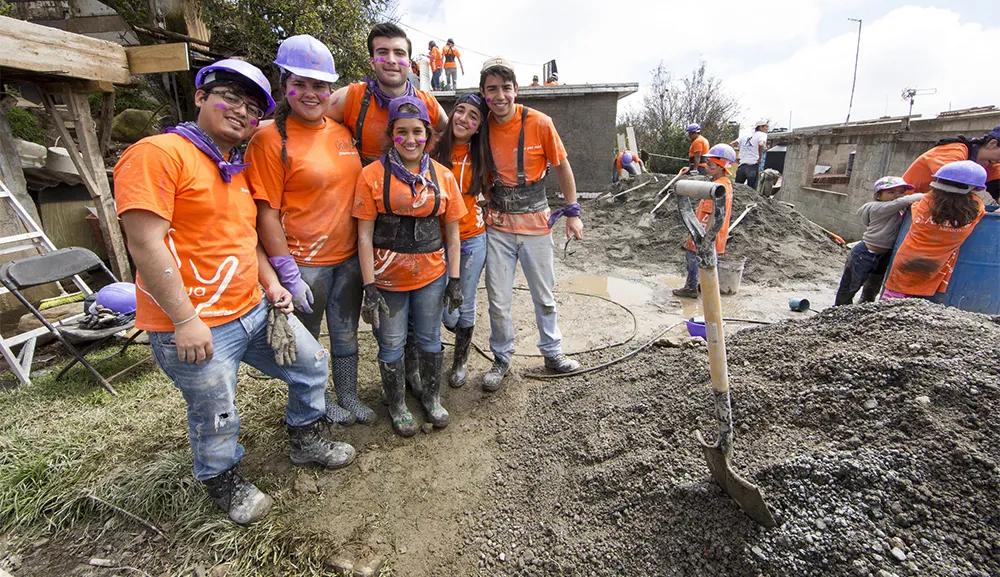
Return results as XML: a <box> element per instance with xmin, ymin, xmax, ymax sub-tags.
<box><xmin>388</xmin><ymin>95</ymin><xmax>430</xmax><ymax>124</ymax></box>
<box><xmin>931</xmin><ymin>160</ymin><xmax>987</xmax><ymax>194</ymax></box>
<box><xmin>874</xmin><ymin>176</ymin><xmax>915</xmax><ymax>194</ymax></box>
<box><xmin>621</xmin><ymin>152</ymin><xmax>633</xmax><ymax>166</ymax></box>
<box><xmin>95</xmin><ymin>282</ymin><xmax>136</xmax><ymax>315</ymax></box>
<box><xmin>195</xmin><ymin>58</ymin><xmax>276</xmax><ymax>116</ymax></box>
<box><xmin>274</xmin><ymin>34</ymin><xmax>339</xmax><ymax>84</ymax></box>
<box><xmin>687</xmin><ymin>123</ymin><xmax>701</xmax><ymax>134</ymax></box>
<box><xmin>704</xmin><ymin>143</ymin><xmax>737</xmax><ymax>165</ymax></box>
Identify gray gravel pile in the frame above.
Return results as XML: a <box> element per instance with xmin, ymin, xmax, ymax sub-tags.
<box><xmin>462</xmin><ymin>300</ymin><xmax>1000</xmax><ymax>576</ymax></box>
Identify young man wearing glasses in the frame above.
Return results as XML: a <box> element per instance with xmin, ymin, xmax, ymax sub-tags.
<box><xmin>114</xmin><ymin>60</ymin><xmax>356</xmax><ymax>526</ymax></box>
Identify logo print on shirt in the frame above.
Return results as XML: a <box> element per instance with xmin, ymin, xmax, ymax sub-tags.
<box><xmin>137</xmin><ymin>228</ymin><xmax>240</xmax><ymax>315</ymax></box>
<box><xmin>281</xmin><ymin>212</ymin><xmax>328</xmax><ymax>262</ymax></box>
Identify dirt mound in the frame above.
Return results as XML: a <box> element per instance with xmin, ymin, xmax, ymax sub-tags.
<box><xmin>462</xmin><ymin>300</ymin><xmax>1000</xmax><ymax>576</ymax></box>
<box><xmin>581</xmin><ymin>175</ymin><xmax>847</xmax><ymax>285</ymax></box>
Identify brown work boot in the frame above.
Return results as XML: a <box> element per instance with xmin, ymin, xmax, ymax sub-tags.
<box><xmin>672</xmin><ymin>286</ymin><xmax>699</xmax><ymax>298</ymax></box>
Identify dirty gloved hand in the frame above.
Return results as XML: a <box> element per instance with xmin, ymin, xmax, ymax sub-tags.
<box><xmin>361</xmin><ymin>282</ymin><xmax>389</xmax><ymax>330</ymax></box>
<box><xmin>268</xmin><ymin>255</ymin><xmax>313</xmax><ymax>314</ymax></box>
<box><xmin>443</xmin><ymin>277</ymin><xmax>463</xmax><ymax>314</ymax></box>
<box><xmin>267</xmin><ymin>306</ymin><xmax>297</xmax><ymax>366</ymax></box>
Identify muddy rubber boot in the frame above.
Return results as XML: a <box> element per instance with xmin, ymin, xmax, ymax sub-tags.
<box><xmin>449</xmin><ymin>325</ymin><xmax>474</xmax><ymax>388</ymax></box>
<box><xmin>419</xmin><ymin>350</ymin><xmax>450</xmax><ymax>428</ymax></box>
<box><xmin>323</xmin><ymin>390</ymin><xmax>356</xmax><ymax>426</ymax></box>
<box><xmin>288</xmin><ymin>420</ymin><xmax>356</xmax><ymax>469</ymax></box>
<box><xmin>203</xmin><ymin>464</ymin><xmax>273</xmax><ymax>526</ymax></box>
<box><xmin>404</xmin><ymin>342</ymin><xmax>423</xmax><ymax>396</ymax></box>
<box><xmin>544</xmin><ymin>353</ymin><xmax>581</xmax><ymax>373</ymax></box>
<box><xmin>380</xmin><ymin>359</ymin><xmax>418</xmax><ymax>437</ymax></box>
<box><xmin>482</xmin><ymin>357</ymin><xmax>510</xmax><ymax>392</ymax></box>
<box><xmin>332</xmin><ymin>354</ymin><xmax>375</xmax><ymax>424</ymax></box>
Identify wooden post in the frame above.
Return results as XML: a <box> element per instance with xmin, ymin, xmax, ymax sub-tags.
<box><xmin>98</xmin><ymin>91</ymin><xmax>116</xmax><ymax>157</ymax></box>
<box><xmin>40</xmin><ymin>85</ymin><xmax>132</xmax><ymax>281</ymax></box>
<box><xmin>626</xmin><ymin>126</ymin><xmax>639</xmax><ymax>154</ymax></box>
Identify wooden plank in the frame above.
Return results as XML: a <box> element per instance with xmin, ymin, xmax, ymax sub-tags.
<box><xmin>0</xmin><ymin>15</ymin><xmax>131</xmax><ymax>84</ymax></box>
<box><xmin>616</xmin><ymin>133</ymin><xmax>626</xmax><ymax>153</ymax></box>
<box><xmin>98</xmin><ymin>92</ymin><xmax>116</xmax><ymax>156</ymax></box>
<box><xmin>125</xmin><ymin>43</ymin><xmax>191</xmax><ymax>75</ymax></box>
<box><xmin>626</xmin><ymin>126</ymin><xmax>639</xmax><ymax>153</ymax></box>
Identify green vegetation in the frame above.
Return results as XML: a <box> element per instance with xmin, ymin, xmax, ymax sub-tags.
<box><xmin>0</xmin><ymin>347</ymin><xmax>350</xmax><ymax>575</ymax></box>
<box><xmin>7</xmin><ymin>106</ymin><xmax>45</xmax><ymax>145</ymax></box>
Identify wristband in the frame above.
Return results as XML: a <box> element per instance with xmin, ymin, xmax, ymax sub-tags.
<box><xmin>173</xmin><ymin>312</ymin><xmax>199</xmax><ymax>327</ymax></box>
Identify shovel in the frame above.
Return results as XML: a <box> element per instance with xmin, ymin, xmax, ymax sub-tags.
<box><xmin>649</xmin><ymin>168</ymin><xmax>689</xmax><ymax>215</ymax></box>
<box><xmin>675</xmin><ymin>180</ymin><xmax>777</xmax><ymax>528</ymax></box>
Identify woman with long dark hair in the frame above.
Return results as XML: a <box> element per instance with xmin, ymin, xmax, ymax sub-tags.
<box><xmin>431</xmin><ymin>93</ymin><xmax>489</xmax><ymax>387</ymax></box>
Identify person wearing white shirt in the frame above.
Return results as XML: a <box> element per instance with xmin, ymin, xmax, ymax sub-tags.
<box><xmin>731</xmin><ymin>120</ymin><xmax>769</xmax><ymax>188</ymax></box>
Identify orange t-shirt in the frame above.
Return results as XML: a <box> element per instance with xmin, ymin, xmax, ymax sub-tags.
<box><xmin>684</xmin><ymin>177</ymin><xmax>734</xmax><ymax>254</ymax></box>
<box><xmin>429</xmin><ymin>47</ymin><xmax>441</xmax><ymax>71</ymax></box>
<box><xmin>342</xmin><ymin>83</ymin><xmax>442</xmax><ymax>161</ymax></box>
<box><xmin>902</xmin><ymin>142</ymin><xmax>1000</xmax><ymax>194</ymax></box>
<box><xmin>485</xmin><ymin>104</ymin><xmax>568</xmax><ymax>235</ymax></box>
<box><xmin>885</xmin><ymin>194</ymin><xmax>985</xmax><ymax>296</ymax></box>
<box><xmin>688</xmin><ymin>135</ymin><xmax>710</xmax><ymax>168</ymax></box>
<box><xmin>442</xmin><ymin>45</ymin><xmax>460</xmax><ymax>69</ymax></box>
<box><xmin>114</xmin><ymin>134</ymin><xmax>262</xmax><ymax>332</ymax></box>
<box><xmin>244</xmin><ymin>116</ymin><xmax>362</xmax><ymax>266</ymax></box>
<box><xmin>544</xmin><ymin>81</ymin><xmax>560</xmax><ymax>86</ymax></box>
<box><xmin>352</xmin><ymin>158</ymin><xmax>467</xmax><ymax>291</ymax></box>
<box><xmin>449</xmin><ymin>143</ymin><xmax>486</xmax><ymax>241</ymax></box>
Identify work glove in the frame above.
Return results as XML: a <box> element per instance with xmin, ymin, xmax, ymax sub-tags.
<box><xmin>266</xmin><ymin>306</ymin><xmax>298</xmax><ymax>366</ymax></box>
<box><xmin>443</xmin><ymin>277</ymin><xmax>463</xmax><ymax>314</ymax></box>
<box><xmin>268</xmin><ymin>255</ymin><xmax>313</xmax><ymax>314</ymax></box>
<box><xmin>362</xmin><ymin>282</ymin><xmax>389</xmax><ymax>330</ymax></box>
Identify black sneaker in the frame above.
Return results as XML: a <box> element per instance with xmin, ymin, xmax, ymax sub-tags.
<box><xmin>482</xmin><ymin>358</ymin><xmax>510</xmax><ymax>392</ymax></box>
<box><xmin>543</xmin><ymin>354</ymin><xmax>581</xmax><ymax>373</ymax></box>
<box><xmin>288</xmin><ymin>420</ymin><xmax>356</xmax><ymax>469</ymax></box>
<box><xmin>203</xmin><ymin>464</ymin><xmax>273</xmax><ymax>526</ymax></box>
<box><xmin>672</xmin><ymin>287</ymin><xmax>699</xmax><ymax>298</ymax></box>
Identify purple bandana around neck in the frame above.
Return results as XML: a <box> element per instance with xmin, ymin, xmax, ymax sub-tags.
<box><xmin>165</xmin><ymin>122</ymin><xmax>248</xmax><ymax>183</ymax></box>
<box><xmin>364</xmin><ymin>76</ymin><xmax>415</xmax><ymax>109</ymax></box>
<box><xmin>383</xmin><ymin>147</ymin><xmax>437</xmax><ymax>198</ymax></box>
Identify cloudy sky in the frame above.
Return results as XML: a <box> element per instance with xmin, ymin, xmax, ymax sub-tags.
<box><xmin>393</xmin><ymin>0</ymin><xmax>999</xmax><ymax>134</ymax></box>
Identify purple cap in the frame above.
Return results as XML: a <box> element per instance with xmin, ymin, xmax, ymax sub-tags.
<box><xmin>989</xmin><ymin>125</ymin><xmax>1000</xmax><ymax>141</ymax></box>
<box><xmin>388</xmin><ymin>95</ymin><xmax>430</xmax><ymax>124</ymax></box>
<box><xmin>873</xmin><ymin>176</ymin><xmax>915</xmax><ymax>193</ymax></box>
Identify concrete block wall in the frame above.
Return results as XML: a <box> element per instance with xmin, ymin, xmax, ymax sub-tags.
<box><xmin>436</xmin><ymin>89</ymin><xmax>626</xmax><ymax>195</ymax></box>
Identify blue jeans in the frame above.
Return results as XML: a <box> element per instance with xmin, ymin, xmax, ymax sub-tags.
<box><xmin>431</xmin><ymin>69</ymin><xmax>442</xmax><ymax>90</ymax></box>
<box><xmin>297</xmin><ymin>255</ymin><xmax>362</xmax><ymax>357</ymax></box>
<box><xmin>442</xmin><ymin>233</ymin><xmax>487</xmax><ymax>330</ymax></box>
<box><xmin>835</xmin><ymin>242</ymin><xmax>888</xmax><ymax>306</ymax></box>
<box><xmin>148</xmin><ymin>299</ymin><xmax>328</xmax><ymax>481</ymax></box>
<box><xmin>376</xmin><ymin>273</ymin><xmax>447</xmax><ymax>363</ymax></box>
<box><xmin>736</xmin><ymin>163</ymin><xmax>759</xmax><ymax>189</ymax></box>
<box><xmin>485</xmin><ymin>227</ymin><xmax>563</xmax><ymax>363</ymax></box>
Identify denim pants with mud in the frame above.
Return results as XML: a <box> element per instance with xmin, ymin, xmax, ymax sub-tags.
<box><xmin>485</xmin><ymin>227</ymin><xmax>563</xmax><ymax>364</ymax></box>
<box><xmin>375</xmin><ymin>273</ymin><xmax>447</xmax><ymax>363</ymax></box>
<box><xmin>148</xmin><ymin>299</ymin><xmax>328</xmax><ymax>481</ymax></box>
<box><xmin>295</xmin><ymin>256</ymin><xmax>362</xmax><ymax>357</ymax></box>
<box><xmin>442</xmin><ymin>233</ymin><xmax>487</xmax><ymax>330</ymax></box>
<box><xmin>835</xmin><ymin>242</ymin><xmax>889</xmax><ymax>306</ymax></box>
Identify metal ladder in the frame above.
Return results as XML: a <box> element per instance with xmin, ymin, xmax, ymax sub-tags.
<box><xmin>0</xmin><ymin>176</ymin><xmax>93</xmax><ymax>384</ymax></box>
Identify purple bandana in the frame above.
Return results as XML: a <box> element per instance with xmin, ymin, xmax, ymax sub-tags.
<box><xmin>165</xmin><ymin>122</ymin><xmax>248</xmax><ymax>183</ymax></box>
<box><xmin>364</xmin><ymin>76</ymin><xmax>415</xmax><ymax>110</ymax></box>
<box><xmin>383</xmin><ymin>147</ymin><xmax>437</xmax><ymax>198</ymax></box>
<box><xmin>547</xmin><ymin>202</ymin><xmax>581</xmax><ymax>228</ymax></box>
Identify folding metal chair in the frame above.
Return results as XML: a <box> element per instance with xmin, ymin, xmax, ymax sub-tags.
<box><xmin>0</xmin><ymin>247</ymin><xmax>147</xmax><ymax>396</ymax></box>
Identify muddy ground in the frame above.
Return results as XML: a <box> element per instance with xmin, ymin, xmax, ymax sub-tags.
<box><xmin>4</xmin><ymin>183</ymin><xmax>999</xmax><ymax>577</ymax></box>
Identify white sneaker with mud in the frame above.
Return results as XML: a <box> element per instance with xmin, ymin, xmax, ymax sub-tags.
<box><xmin>482</xmin><ymin>358</ymin><xmax>510</xmax><ymax>392</ymax></box>
<box><xmin>544</xmin><ymin>354</ymin><xmax>580</xmax><ymax>373</ymax></box>
<box><xmin>672</xmin><ymin>287</ymin><xmax>699</xmax><ymax>298</ymax></box>
<box><xmin>203</xmin><ymin>464</ymin><xmax>273</xmax><ymax>526</ymax></box>
<box><xmin>288</xmin><ymin>421</ymin><xmax>356</xmax><ymax>469</ymax></box>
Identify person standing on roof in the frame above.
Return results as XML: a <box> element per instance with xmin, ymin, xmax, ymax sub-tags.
<box><xmin>478</xmin><ymin>57</ymin><xmax>584</xmax><ymax>391</ymax></box>
<box><xmin>353</xmin><ymin>96</ymin><xmax>467</xmax><ymax>437</ymax></box>
<box><xmin>686</xmin><ymin>123</ymin><xmax>710</xmax><ymax>175</ymax></box>
<box><xmin>902</xmin><ymin>126</ymin><xmax>1000</xmax><ymax>202</ymax></box>
<box><xmin>324</xmin><ymin>23</ymin><xmax>449</xmax><ymax>165</ymax></box>
<box><xmin>544</xmin><ymin>72</ymin><xmax>559</xmax><ymax>86</ymax></box>
<box><xmin>731</xmin><ymin>120</ymin><xmax>768</xmax><ymax>189</ymax></box>
<box><xmin>442</xmin><ymin>38</ymin><xmax>464</xmax><ymax>90</ymax></box>
<box><xmin>613</xmin><ymin>150</ymin><xmax>644</xmax><ymax>183</ymax></box>
<box><xmin>428</xmin><ymin>41</ymin><xmax>442</xmax><ymax>90</ymax></box>
<box><xmin>673</xmin><ymin>144</ymin><xmax>736</xmax><ymax>298</ymax></box>
<box><xmin>246</xmin><ymin>35</ymin><xmax>374</xmax><ymax>427</ymax></box>
<box><xmin>530</xmin><ymin>75</ymin><xmax>540</xmax><ymax>86</ymax></box>
<box><xmin>114</xmin><ymin>59</ymin><xmax>355</xmax><ymax>526</ymax></box>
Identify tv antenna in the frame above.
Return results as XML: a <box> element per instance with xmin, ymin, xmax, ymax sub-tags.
<box><xmin>901</xmin><ymin>87</ymin><xmax>937</xmax><ymax>119</ymax></box>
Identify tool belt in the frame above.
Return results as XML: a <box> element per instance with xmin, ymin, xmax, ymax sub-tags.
<box><xmin>487</xmin><ymin>106</ymin><xmax>550</xmax><ymax>215</ymax></box>
<box><xmin>372</xmin><ymin>160</ymin><xmax>443</xmax><ymax>254</ymax></box>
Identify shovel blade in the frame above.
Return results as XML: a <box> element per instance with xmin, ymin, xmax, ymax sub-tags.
<box><xmin>697</xmin><ymin>431</ymin><xmax>777</xmax><ymax>528</ymax></box>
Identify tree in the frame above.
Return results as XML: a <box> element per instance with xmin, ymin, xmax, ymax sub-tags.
<box><xmin>619</xmin><ymin>61</ymin><xmax>739</xmax><ymax>173</ymax></box>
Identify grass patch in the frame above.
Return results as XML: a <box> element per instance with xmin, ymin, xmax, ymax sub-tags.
<box><xmin>0</xmin><ymin>343</ymin><xmax>353</xmax><ymax>575</ymax></box>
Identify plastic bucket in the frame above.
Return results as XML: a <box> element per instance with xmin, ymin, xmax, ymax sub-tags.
<box><xmin>686</xmin><ymin>316</ymin><xmax>725</xmax><ymax>339</ymax></box>
<box><xmin>789</xmin><ymin>298</ymin><xmax>811</xmax><ymax>312</ymax></box>
<box><xmin>717</xmin><ymin>256</ymin><xmax>747</xmax><ymax>295</ymax></box>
